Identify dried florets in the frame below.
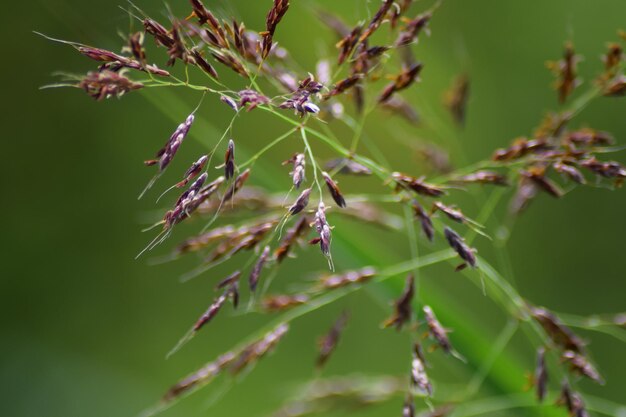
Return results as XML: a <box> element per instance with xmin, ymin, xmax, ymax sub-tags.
<box><xmin>316</xmin><ymin>311</ymin><xmax>349</xmax><ymax>369</ymax></box>
<box><xmin>176</xmin><ymin>155</ymin><xmax>208</xmax><ymax>188</ymax></box>
<box><xmin>547</xmin><ymin>42</ymin><xmax>581</xmax><ymax>103</ymax></box>
<box><xmin>322</xmin><ymin>172</ymin><xmax>347</xmax><ymax>208</ymax></box>
<box><xmin>443</xmin><ymin>74</ymin><xmax>470</xmax><ymax>126</ymax></box>
<box><xmin>604</xmin><ymin>75</ymin><xmax>626</xmax><ymax>96</ymax></box>
<box><xmin>412</xmin><ymin>200</ymin><xmax>434</xmax><ymax>241</ymax></box>
<box><xmin>289</xmin><ymin>188</ymin><xmax>312</xmax><ymax>215</ymax></box>
<box><xmin>378</xmin><ymin>63</ymin><xmax>423</xmax><ymax>103</ymax></box>
<box><xmin>320</xmin><ymin>267</ymin><xmax>376</xmax><ymax>290</ymax></box>
<box><xmin>410</xmin><ymin>343</ymin><xmax>432</xmax><ymax>396</ymax></box>
<box><xmin>230</xmin><ymin>323</ymin><xmax>290</xmax><ymax>374</ymax></box>
<box><xmin>223</xmin><ymin>169</ymin><xmax>251</xmax><ymax>202</ymax></box>
<box><xmin>561</xmin><ymin>350</ymin><xmax>604</xmax><ymax>384</ymax></box>
<box><xmin>395</xmin><ymin>13</ymin><xmax>431</xmax><ymax>46</ymax></box>
<box><xmin>314</xmin><ymin>202</ymin><xmax>333</xmax><ymax>258</ymax></box>
<box><xmin>530</xmin><ymin>306</ymin><xmax>586</xmax><ymax>353</ymax></box>
<box><xmin>78</xmin><ymin>70</ymin><xmax>143</xmax><ymax>101</ymax></box>
<box><xmin>324</xmin><ymin>158</ymin><xmax>372</xmax><ymax>176</ymax></box>
<box><xmin>280</xmin><ymin>75</ymin><xmax>323</xmax><ymax>116</ymax></box>
<box><xmin>423</xmin><ymin>305</ymin><xmax>454</xmax><ymax>353</ymax></box>
<box><xmin>383</xmin><ymin>274</ymin><xmax>415</xmax><ymax>330</ymax></box>
<box><xmin>443</xmin><ymin>227</ymin><xmax>477</xmax><ymax>269</ymax></box>
<box><xmin>262</xmin><ymin>294</ymin><xmax>309</xmax><ymax>312</ymax></box>
<box><xmin>261</xmin><ymin>0</ymin><xmax>290</xmax><ymax>59</ymax></box>
<box><xmin>454</xmin><ymin>171</ymin><xmax>509</xmax><ymax>186</ymax></box>
<box><xmin>535</xmin><ymin>347</ymin><xmax>548</xmax><ymax>402</ymax></box>
<box><xmin>275</xmin><ymin>216</ymin><xmax>310</xmax><ymax>262</ymax></box>
<box><xmin>224</xmin><ymin>139</ymin><xmax>236</xmax><ymax>180</ymax></box>
<box><xmin>393</xmin><ymin>172</ymin><xmax>446</xmax><ymax>197</ymax></box>
<box><xmin>249</xmin><ymin>246</ymin><xmax>270</xmax><ymax>292</ymax></box>
<box><xmin>283</xmin><ymin>153</ymin><xmax>307</xmax><ymax>188</ymax></box>
<box><xmin>145</xmin><ymin>114</ymin><xmax>195</xmax><ymax>172</ymax></box>
<box><xmin>238</xmin><ymin>89</ymin><xmax>270</xmax><ymax>110</ymax></box>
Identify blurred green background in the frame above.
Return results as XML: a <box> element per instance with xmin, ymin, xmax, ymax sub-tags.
<box><xmin>2</xmin><ymin>1</ymin><xmax>625</xmax><ymax>416</ymax></box>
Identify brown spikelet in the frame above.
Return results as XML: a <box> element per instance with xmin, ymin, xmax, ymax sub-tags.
<box><xmin>492</xmin><ymin>137</ymin><xmax>551</xmax><ymax>162</ymax></box>
<box><xmin>520</xmin><ymin>167</ymin><xmax>563</xmax><ymax>198</ymax></box>
<box><xmin>402</xmin><ymin>395</ymin><xmax>415</xmax><ymax>417</ymax></box>
<box><xmin>432</xmin><ymin>202</ymin><xmax>468</xmax><ymax>224</ymax></box>
<box><xmin>283</xmin><ymin>153</ymin><xmax>307</xmax><ymax>188</ymax></box>
<box><xmin>177</xmin><ymin>155</ymin><xmax>208</xmax><ymax>188</ymax></box>
<box><xmin>557</xmin><ymin>381</ymin><xmax>589</xmax><ymax>417</ymax></box>
<box><xmin>191</xmin><ymin>49</ymin><xmax>219</xmax><ymax>79</ymax></box>
<box><xmin>223</xmin><ymin>168</ymin><xmax>250</xmax><ymax>202</ymax></box>
<box><xmin>603</xmin><ymin>42</ymin><xmax>623</xmax><ymax>72</ymax></box>
<box><xmin>443</xmin><ymin>74</ymin><xmax>470</xmax><ymax>126</ymax></box>
<box><xmin>261</xmin><ymin>0</ymin><xmax>290</xmax><ymax>59</ymax></box>
<box><xmin>289</xmin><ymin>188</ymin><xmax>312</xmax><ymax>215</ymax></box>
<box><xmin>224</xmin><ymin>139</ymin><xmax>236</xmax><ymax>180</ymax></box>
<box><xmin>230</xmin><ymin>323</ymin><xmax>290</xmax><ymax>375</ymax></box>
<box><xmin>127</xmin><ymin>32</ymin><xmax>146</xmax><ymax>66</ymax></box>
<box><xmin>604</xmin><ymin>75</ymin><xmax>626</xmax><ymax>96</ymax></box>
<box><xmin>443</xmin><ymin>227</ymin><xmax>477</xmax><ymax>269</ymax></box>
<box><xmin>547</xmin><ymin>42</ymin><xmax>581</xmax><ymax>103</ymax></box>
<box><xmin>262</xmin><ymin>294</ymin><xmax>309</xmax><ymax>312</ymax></box>
<box><xmin>383</xmin><ymin>274</ymin><xmax>415</xmax><ymax>330</ymax></box>
<box><xmin>423</xmin><ymin>305</ymin><xmax>454</xmax><ymax>354</ymax></box>
<box><xmin>580</xmin><ymin>157</ymin><xmax>626</xmax><ymax>179</ymax></box>
<box><xmin>325</xmin><ymin>158</ymin><xmax>372</xmax><ymax>176</ymax></box>
<box><xmin>412</xmin><ymin>200</ymin><xmax>434</xmax><ymax>241</ymax></box>
<box><xmin>165</xmin><ymin>22</ymin><xmax>192</xmax><ymax>66</ymax></box>
<box><xmin>212</xmin><ymin>51</ymin><xmax>249</xmax><ymax>78</ymax></box>
<box><xmin>410</xmin><ymin>343</ymin><xmax>432</xmax><ymax>396</ymax></box>
<box><xmin>238</xmin><ymin>89</ymin><xmax>270</xmax><ymax>110</ymax></box>
<box><xmin>561</xmin><ymin>350</ymin><xmax>604</xmax><ymax>384</ymax></box>
<box><xmin>176</xmin><ymin>225</ymin><xmax>236</xmax><ymax>254</ymax></box>
<box><xmin>249</xmin><ymin>246</ymin><xmax>270</xmax><ymax>292</ymax></box>
<box><xmin>162</xmin><ymin>352</ymin><xmax>235</xmax><ymax>402</ymax></box>
<box><xmin>359</xmin><ymin>0</ymin><xmax>394</xmax><ymax>43</ymax></box>
<box><xmin>148</xmin><ymin>114</ymin><xmax>195</xmax><ymax>172</ymax></box>
<box><xmin>78</xmin><ymin>70</ymin><xmax>143</xmax><ymax>101</ymax></box>
<box><xmin>193</xmin><ymin>292</ymin><xmax>228</xmax><ymax>331</ymax></box>
<box><xmin>535</xmin><ymin>347</ymin><xmax>548</xmax><ymax>402</ymax></box>
<box><xmin>322</xmin><ymin>172</ymin><xmax>346</xmax><ymax>208</ymax></box>
<box><xmin>378</xmin><ymin>63</ymin><xmax>423</xmax><ymax>103</ymax></box>
<box><xmin>216</xmin><ymin>270</ymin><xmax>241</xmax><ymax>308</ymax></box>
<box><xmin>530</xmin><ymin>306</ymin><xmax>586</xmax><ymax>353</ymax></box>
<box><xmin>143</xmin><ymin>18</ymin><xmax>174</xmax><ymax>48</ymax></box>
<box><xmin>316</xmin><ymin>311</ymin><xmax>349</xmax><ymax>369</ymax></box>
<box><xmin>381</xmin><ymin>97</ymin><xmax>420</xmax><ymax>125</ymax></box>
<box><xmin>336</xmin><ymin>26</ymin><xmax>362</xmax><ymax>65</ymax></box>
<box><xmin>275</xmin><ymin>216</ymin><xmax>310</xmax><ymax>262</ymax></box>
<box><xmin>566</xmin><ymin>128</ymin><xmax>613</xmax><ymax>147</ymax></box>
<box><xmin>205</xmin><ymin>219</ymin><xmax>277</xmax><ymax>263</ymax></box>
<box><xmin>553</xmin><ymin>161</ymin><xmax>586</xmax><ymax>184</ymax></box>
<box><xmin>324</xmin><ymin>74</ymin><xmax>363</xmax><ymax>99</ymax></box>
<box><xmin>189</xmin><ymin>0</ymin><xmax>212</xmax><ymax>25</ymax></box>
<box><xmin>510</xmin><ymin>176</ymin><xmax>538</xmax><ymax>215</ymax></box>
<box><xmin>395</xmin><ymin>13</ymin><xmax>431</xmax><ymax>46</ymax></box>
<box><xmin>220</xmin><ymin>95</ymin><xmax>239</xmax><ymax>111</ymax></box>
<box><xmin>314</xmin><ymin>202</ymin><xmax>333</xmax><ymax>258</ymax></box>
<box><xmin>454</xmin><ymin>171</ymin><xmax>509</xmax><ymax>187</ymax></box>
<box><xmin>320</xmin><ymin>267</ymin><xmax>376</xmax><ymax>290</ymax></box>
<box><xmin>393</xmin><ymin>172</ymin><xmax>446</xmax><ymax>197</ymax></box>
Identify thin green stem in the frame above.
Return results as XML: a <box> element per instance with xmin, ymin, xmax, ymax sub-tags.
<box><xmin>300</xmin><ymin>126</ymin><xmax>324</xmax><ymax>200</ymax></box>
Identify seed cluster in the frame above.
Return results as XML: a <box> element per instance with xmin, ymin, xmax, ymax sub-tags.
<box><xmin>42</xmin><ymin>1</ymin><xmax>626</xmax><ymax>416</ymax></box>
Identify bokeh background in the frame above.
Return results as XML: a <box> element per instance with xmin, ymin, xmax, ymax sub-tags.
<box><xmin>2</xmin><ymin>1</ymin><xmax>625</xmax><ymax>416</ymax></box>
